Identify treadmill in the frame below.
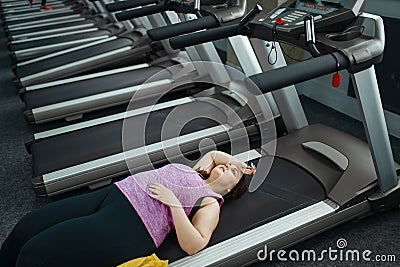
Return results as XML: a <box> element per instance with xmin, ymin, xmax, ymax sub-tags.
<box><xmin>6</xmin><ymin>0</ymin><xmax>127</xmax><ymax>61</ymax></box>
<box><xmin>0</xmin><ymin>0</ymin><xmax>65</xmax><ymax>13</ymax></box>
<box><xmin>26</xmin><ymin>1</ymin><xmax>400</xmax><ymax>265</ymax></box>
<box><xmin>21</xmin><ymin>0</ymin><xmax>247</xmax><ymax>124</ymax></box>
<box><xmin>25</xmin><ymin>4</ymin><xmax>275</xmax><ymax>196</ymax></box>
<box><xmin>12</xmin><ymin>1</ymin><xmax>200</xmax><ymax>88</ymax></box>
<box><xmin>25</xmin><ymin>4</ymin><xmax>275</xmax><ymax>195</ymax></box>
<box><xmin>2</xmin><ymin>1</ymin><xmax>93</xmax><ymax>32</ymax></box>
<box><xmin>27</xmin><ymin>81</ymin><xmax>265</xmax><ymax>196</ymax></box>
<box><xmin>2</xmin><ymin>0</ymin><xmax>91</xmax><ymax>27</ymax></box>
<box><xmin>152</xmin><ymin>0</ymin><xmax>400</xmax><ymax>266</ymax></box>
<box><xmin>2</xmin><ymin>1</ymin><xmax>112</xmax><ymax>44</ymax></box>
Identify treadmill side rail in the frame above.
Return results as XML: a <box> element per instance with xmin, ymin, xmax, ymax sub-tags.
<box><xmin>169</xmin><ymin>200</ymin><xmax>339</xmax><ymax>267</ymax></box>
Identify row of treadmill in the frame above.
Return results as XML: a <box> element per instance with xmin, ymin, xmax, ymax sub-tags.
<box><xmin>1</xmin><ymin>0</ymin><xmax>400</xmax><ymax>266</ymax></box>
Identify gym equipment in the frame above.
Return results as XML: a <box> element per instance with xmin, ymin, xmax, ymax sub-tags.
<box><xmin>21</xmin><ymin>0</ymin><xmax>246</xmax><ymax>124</ymax></box>
<box><xmin>25</xmin><ymin>0</ymin><xmax>255</xmax><ymax>196</ymax></box>
<box><xmin>160</xmin><ymin>0</ymin><xmax>400</xmax><ymax>266</ymax></box>
<box><xmin>5</xmin><ymin>0</ymin><xmax>128</xmax><ymax>61</ymax></box>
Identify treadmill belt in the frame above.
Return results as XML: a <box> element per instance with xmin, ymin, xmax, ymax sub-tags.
<box><xmin>16</xmin><ymin>37</ymin><xmax>134</xmax><ymax>77</ymax></box>
<box><xmin>24</xmin><ymin>65</ymin><xmax>172</xmax><ymax>109</ymax></box>
<box><xmin>31</xmin><ymin>101</ymin><xmax>226</xmax><ymax>177</ymax></box>
<box><xmin>9</xmin><ymin>30</ymin><xmax>111</xmax><ymax>51</ymax></box>
<box><xmin>157</xmin><ymin>156</ymin><xmax>326</xmax><ymax>262</ymax></box>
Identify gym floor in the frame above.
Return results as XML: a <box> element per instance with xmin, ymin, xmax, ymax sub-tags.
<box><xmin>1</xmin><ymin>24</ymin><xmax>399</xmax><ymax>267</ymax></box>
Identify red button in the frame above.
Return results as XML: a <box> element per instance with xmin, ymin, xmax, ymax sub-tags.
<box><xmin>275</xmin><ymin>17</ymin><xmax>286</xmax><ymax>25</ymax></box>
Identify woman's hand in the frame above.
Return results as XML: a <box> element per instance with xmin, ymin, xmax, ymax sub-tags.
<box><xmin>243</xmin><ymin>162</ymin><xmax>256</xmax><ymax>175</ymax></box>
<box><xmin>148</xmin><ymin>183</ymin><xmax>182</xmax><ymax>208</ymax></box>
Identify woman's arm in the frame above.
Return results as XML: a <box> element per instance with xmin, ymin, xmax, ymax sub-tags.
<box><xmin>193</xmin><ymin>150</ymin><xmax>248</xmax><ymax>174</ymax></box>
<box><xmin>148</xmin><ymin>184</ymin><xmax>219</xmax><ymax>255</ymax></box>
<box><xmin>171</xmin><ymin>197</ymin><xmax>219</xmax><ymax>255</ymax></box>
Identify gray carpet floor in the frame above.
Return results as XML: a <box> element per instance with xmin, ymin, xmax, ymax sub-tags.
<box><xmin>0</xmin><ymin>22</ymin><xmax>399</xmax><ymax>266</ymax></box>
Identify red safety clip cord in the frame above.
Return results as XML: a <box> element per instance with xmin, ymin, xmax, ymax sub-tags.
<box><xmin>331</xmin><ymin>54</ymin><xmax>341</xmax><ymax>88</ymax></box>
<box><xmin>275</xmin><ymin>17</ymin><xmax>286</xmax><ymax>25</ymax></box>
<box><xmin>332</xmin><ymin>72</ymin><xmax>341</xmax><ymax>87</ymax></box>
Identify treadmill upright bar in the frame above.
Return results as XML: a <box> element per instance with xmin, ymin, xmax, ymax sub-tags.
<box><xmin>351</xmin><ymin>66</ymin><xmax>398</xmax><ymax>192</ymax></box>
<box><xmin>250</xmin><ymin>38</ymin><xmax>309</xmax><ymax>132</ymax></box>
<box><xmin>228</xmin><ymin>36</ymin><xmax>280</xmax><ymax>118</ymax></box>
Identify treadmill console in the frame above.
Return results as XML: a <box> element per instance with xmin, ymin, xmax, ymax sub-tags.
<box><xmin>249</xmin><ymin>0</ymin><xmax>384</xmax><ymax>73</ymax></box>
<box><xmin>255</xmin><ymin>0</ymin><xmax>367</xmax><ymax>34</ymax></box>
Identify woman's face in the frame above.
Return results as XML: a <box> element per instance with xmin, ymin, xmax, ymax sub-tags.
<box><xmin>206</xmin><ymin>163</ymin><xmax>243</xmax><ymax>194</ymax></box>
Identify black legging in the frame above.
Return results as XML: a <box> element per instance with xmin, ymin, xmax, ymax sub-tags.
<box><xmin>0</xmin><ymin>185</ymin><xmax>155</xmax><ymax>267</ymax></box>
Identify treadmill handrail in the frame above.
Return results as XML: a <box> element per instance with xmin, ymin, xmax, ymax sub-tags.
<box><xmin>170</xmin><ymin>23</ymin><xmax>241</xmax><ymax>49</ymax></box>
<box><xmin>168</xmin><ymin>4</ymin><xmax>261</xmax><ymax>48</ymax></box>
<box><xmin>147</xmin><ymin>15</ymin><xmax>220</xmax><ymax>41</ymax></box>
<box><xmin>248</xmin><ymin>52</ymin><xmax>349</xmax><ymax>95</ymax></box>
<box><xmin>147</xmin><ymin>1</ymin><xmax>253</xmax><ymax>41</ymax></box>
<box><xmin>115</xmin><ymin>3</ymin><xmax>167</xmax><ymax>21</ymax></box>
<box><xmin>106</xmin><ymin>0</ymin><xmax>159</xmax><ymax>12</ymax></box>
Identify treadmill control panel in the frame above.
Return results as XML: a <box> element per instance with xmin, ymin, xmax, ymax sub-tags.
<box><xmin>249</xmin><ymin>0</ymin><xmax>384</xmax><ymax>72</ymax></box>
<box><xmin>268</xmin><ymin>0</ymin><xmax>341</xmax><ymax>27</ymax></box>
<box><xmin>295</xmin><ymin>0</ymin><xmax>342</xmax><ymax>15</ymax></box>
<box><xmin>255</xmin><ymin>0</ymin><xmax>366</xmax><ymax>34</ymax></box>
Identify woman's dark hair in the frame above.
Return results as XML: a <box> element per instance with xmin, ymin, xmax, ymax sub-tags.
<box><xmin>196</xmin><ymin>169</ymin><xmax>247</xmax><ymax>202</ymax></box>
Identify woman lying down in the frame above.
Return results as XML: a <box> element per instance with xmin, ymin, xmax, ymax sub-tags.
<box><xmin>0</xmin><ymin>151</ymin><xmax>256</xmax><ymax>267</ymax></box>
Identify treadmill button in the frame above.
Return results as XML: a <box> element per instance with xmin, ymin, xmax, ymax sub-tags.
<box><xmin>270</xmin><ymin>8</ymin><xmax>286</xmax><ymax>19</ymax></box>
<box><xmin>294</xmin><ymin>10</ymin><xmax>307</xmax><ymax>15</ymax></box>
<box><xmin>275</xmin><ymin>17</ymin><xmax>286</xmax><ymax>25</ymax></box>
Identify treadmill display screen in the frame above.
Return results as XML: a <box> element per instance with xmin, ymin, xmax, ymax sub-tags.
<box><xmin>295</xmin><ymin>0</ymin><xmax>344</xmax><ymax>15</ymax></box>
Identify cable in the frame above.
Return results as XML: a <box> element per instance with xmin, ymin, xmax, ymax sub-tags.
<box><xmin>268</xmin><ymin>25</ymin><xmax>312</xmax><ymax>65</ymax></box>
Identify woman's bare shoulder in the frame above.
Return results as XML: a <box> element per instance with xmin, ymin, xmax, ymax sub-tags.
<box><xmin>199</xmin><ymin>197</ymin><xmax>220</xmax><ymax>209</ymax></box>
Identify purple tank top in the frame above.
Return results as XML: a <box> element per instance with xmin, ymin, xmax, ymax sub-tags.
<box><xmin>115</xmin><ymin>163</ymin><xmax>223</xmax><ymax>247</ymax></box>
